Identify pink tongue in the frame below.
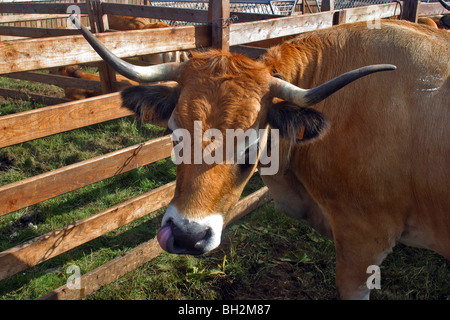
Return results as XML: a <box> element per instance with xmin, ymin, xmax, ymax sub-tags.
<box><xmin>157</xmin><ymin>224</ymin><xmax>172</xmax><ymax>252</ymax></box>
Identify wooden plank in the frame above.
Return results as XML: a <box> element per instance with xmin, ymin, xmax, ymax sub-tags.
<box><xmin>0</xmin><ymin>3</ymin><xmax>89</xmax><ymax>15</ymax></box>
<box><xmin>230</xmin><ymin>11</ymin><xmax>283</xmax><ymax>23</ymax></box>
<box><xmin>0</xmin><ymin>14</ymin><xmax>72</xmax><ymax>23</ymax></box>
<box><xmin>38</xmin><ymin>236</ymin><xmax>163</xmax><ymax>300</ymax></box>
<box><xmin>6</xmin><ymin>70</ymin><xmax>137</xmax><ymax>93</ymax></box>
<box><xmin>0</xmin><ymin>88</ymin><xmax>71</xmax><ymax>105</ymax></box>
<box><xmin>419</xmin><ymin>2</ymin><xmax>449</xmax><ymax>16</ymax></box>
<box><xmin>209</xmin><ymin>0</ymin><xmax>230</xmax><ymax>51</ymax></box>
<box><xmin>0</xmin><ymin>26</ymin><xmax>81</xmax><ymax>38</ymax></box>
<box><xmin>322</xmin><ymin>0</ymin><xmax>334</xmax><ymax>12</ymax></box>
<box><xmin>87</xmin><ymin>0</ymin><xmax>117</xmax><ymax>94</ymax></box>
<box><xmin>86</xmin><ymin>0</ymin><xmax>103</xmax><ymax>33</ymax></box>
<box><xmin>0</xmin><ymin>135</ymin><xmax>173</xmax><ymax>216</ymax></box>
<box><xmin>0</xmin><ymin>25</ymin><xmax>210</xmax><ymax>74</ymax></box>
<box><xmin>0</xmin><ymin>92</ymin><xmax>133</xmax><ymax>148</ymax></box>
<box><xmin>303</xmin><ymin>0</ymin><xmax>322</xmax><ymax>14</ymax></box>
<box><xmin>39</xmin><ymin>186</ymin><xmax>271</xmax><ymax>300</ymax></box>
<box><xmin>403</xmin><ymin>0</ymin><xmax>420</xmax><ymax>22</ymax></box>
<box><xmin>0</xmin><ymin>35</ymin><xmax>27</xmax><ymax>41</ymax></box>
<box><xmin>101</xmin><ymin>2</ymin><xmax>209</xmax><ymax>24</ymax></box>
<box><xmin>4</xmin><ymin>72</ymin><xmax>103</xmax><ymax>92</ymax></box>
<box><xmin>0</xmin><ymin>181</ymin><xmax>176</xmax><ymax>281</ymax></box>
<box><xmin>229</xmin><ymin>11</ymin><xmax>334</xmax><ymax>46</ymax></box>
<box><xmin>339</xmin><ymin>3</ymin><xmax>402</xmax><ymax>24</ymax></box>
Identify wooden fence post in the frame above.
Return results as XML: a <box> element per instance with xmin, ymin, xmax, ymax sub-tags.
<box><xmin>322</xmin><ymin>0</ymin><xmax>334</xmax><ymax>12</ymax></box>
<box><xmin>208</xmin><ymin>0</ymin><xmax>230</xmax><ymax>51</ymax></box>
<box><xmin>322</xmin><ymin>0</ymin><xmax>341</xmax><ymax>25</ymax></box>
<box><xmin>86</xmin><ymin>0</ymin><xmax>116</xmax><ymax>94</ymax></box>
<box><xmin>402</xmin><ymin>0</ymin><xmax>420</xmax><ymax>22</ymax></box>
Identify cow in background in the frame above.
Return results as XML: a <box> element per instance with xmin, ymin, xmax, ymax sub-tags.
<box><xmin>417</xmin><ymin>0</ymin><xmax>449</xmax><ymax>29</ymax></box>
<box><xmin>106</xmin><ymin>14</ymin><xmax>170</xmax><ymax>31</ymax></box>
<box><xmin>53</xmin><ymin>65</ymin><xmax>138</xmax><ymax>100</ymax></box>
<box><xmin>418</xmin><ymin>17</ymin><xmax>438</xmax><ymax>29</ymax></box>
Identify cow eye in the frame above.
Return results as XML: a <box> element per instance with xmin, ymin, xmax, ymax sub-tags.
<box><xmin>237</xmin><ymin>142</ymin><xmax>259</xmax><ymax>170</ymax></box>
<box><xmin>170</xmin><ymin>130</ymin><xmax>182</xmax><ymax>147</ymax></box>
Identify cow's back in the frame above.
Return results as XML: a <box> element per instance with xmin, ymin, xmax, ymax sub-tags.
<box><xmin>264</xmin><ymin>20</ymin><xmax>450</xmax><ymax>258</ymax></box>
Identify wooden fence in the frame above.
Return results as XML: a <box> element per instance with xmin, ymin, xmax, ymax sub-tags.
<box><xmin>0</xmin><ymin>0</ymin><xmax>445</xmax><ymax>300</ymax></box>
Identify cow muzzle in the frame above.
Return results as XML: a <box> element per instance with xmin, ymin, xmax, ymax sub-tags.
<box><xmin>157</xmin><ymin>205</ymin><xmax>224</xmax><ymax>255</ymax></box>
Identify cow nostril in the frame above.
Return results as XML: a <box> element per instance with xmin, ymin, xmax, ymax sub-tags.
<box><xmin>170</xmin><ymin>222</ymin><xmax>211</xmax><ymax>255</ymax></box>
<box><xmin>193</xmin><ymin>228</ymin><xmax>212</xmax><ymax>251</ymax></box>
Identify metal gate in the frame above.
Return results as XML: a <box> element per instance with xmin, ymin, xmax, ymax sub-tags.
<box><xmin>149</xmin><ymin>0</ymin><xmax>297</xmax><ymax>25</ymax></box>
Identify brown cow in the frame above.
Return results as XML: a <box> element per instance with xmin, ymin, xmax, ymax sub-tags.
<box><xmin>53</xmin><ymin>65</ymin><xmax>138</xmax><ymax>100</ymax></box>
<box><xmin>418</xmin><ymin>17</ymin><xmax>438</xmax><ymax>29</ymax></box>
<box><xmin>72</xmin><ymin>16</ymin><xmax>449</xmax><ymax>299</ymax></box>
<box><xmin>107</xmin><ymin>14</ymin><xmax>170</xmax><ymax>31</ymax></box>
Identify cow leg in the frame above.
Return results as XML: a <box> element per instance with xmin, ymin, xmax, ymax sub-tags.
<box><xmin>331</xmin><ymin>216</ymin><xmax>398</xmax><ymax>300</ymax></box>
<box><xmin>334</xmin><ymin>239</ymin><xmax>392</xmax><ymax>300</ymax></box>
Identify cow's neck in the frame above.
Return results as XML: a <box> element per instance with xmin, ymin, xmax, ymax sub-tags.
<box><xmin>261</xmin><ymin>34</ymin><xmax>337</xmax><ymax>90</ymax></box>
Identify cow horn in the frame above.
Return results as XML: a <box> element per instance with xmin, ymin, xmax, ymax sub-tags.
<box><xmin>69</xmin><ymin>15</ymin><xmax>180</xmax><ymax>83</ymax></box>
<box><xmin>439</xmin><ymin>0</ymin><xmax>450</xmax><ymax>10</ymax></box>
<box><xmin>269</xmin><ymin>64</ymin><xmax>396</xmax><ymax>108</ymax></box>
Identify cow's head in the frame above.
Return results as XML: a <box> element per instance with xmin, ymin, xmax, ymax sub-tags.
<box><xmin>72</xmin><ymin>16</ymin><xmax>395</xmax><ymax>255</ymax></box>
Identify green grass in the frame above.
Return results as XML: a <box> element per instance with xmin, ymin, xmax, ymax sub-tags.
<box><xmin>0</xmin><ymin>77</ymin><xmax>448</xmax><ymax>300</ymax></box>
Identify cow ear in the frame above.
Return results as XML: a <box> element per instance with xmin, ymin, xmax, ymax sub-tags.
<box><xmin>121</xmin><ymin>84</ymin><xmax>180</xmax><ymax>128</ymax></box>
<box><xmin>267</xmin><ymin>100</ymin><xmax>329</xmax><ymax>143</ymax></box>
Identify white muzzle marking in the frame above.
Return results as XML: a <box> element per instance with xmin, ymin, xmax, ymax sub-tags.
<box><xmin>159</xmin><ymin>204</ymin><xmax>224</xmax><ymax>254</ymax></box>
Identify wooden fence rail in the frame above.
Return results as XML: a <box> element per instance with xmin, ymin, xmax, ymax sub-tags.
<box><xmin>0</xmin><ymin>25</ymin><xmax>210</xmax><ymax>74</ymax></box>
<box><xmin>39</xmin><ymin>185</ymin><xmax>272</xmax><ymax>300</ymax></box>
<box><xmin>0</xmin><ymin>0</ymin><xmax>438</xmax><ymax>299</ymax></box>
<box><xmin>0</xmin><ymin>3</ymin><xmax>91</xmax><ymax>15</ymax></box>
<box><xmin>0</xmin><ymin>87</ymin><xmax>71</xmax><ymax>105</ymax></box>
<box><xmin>0</xmin><ymin>135</ymin><xmax>172</xmax><ymax>216</ymax></box>
<box><xmin>0</xmin><ymin>93</ymin><xmax>129</xmax><ymax>148</ymax></box>
<box><xmin>0</xmin><ymin>181</ymin><xmax>176</xmax><ymax>281</ymax></box>
<box><xmin>0</xmin><ymin>2</ymin><xmax>407</xmax><ymax>75</ymax></box>
<box><xmin>0</xmin><ymin>25</ymin><xmax>83</xmax><ymax>37</ymax></box>
<box><xmin>5</xmin><ymin>71</ymin><xmax>104</xmax><ymax>92</ymax></box>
